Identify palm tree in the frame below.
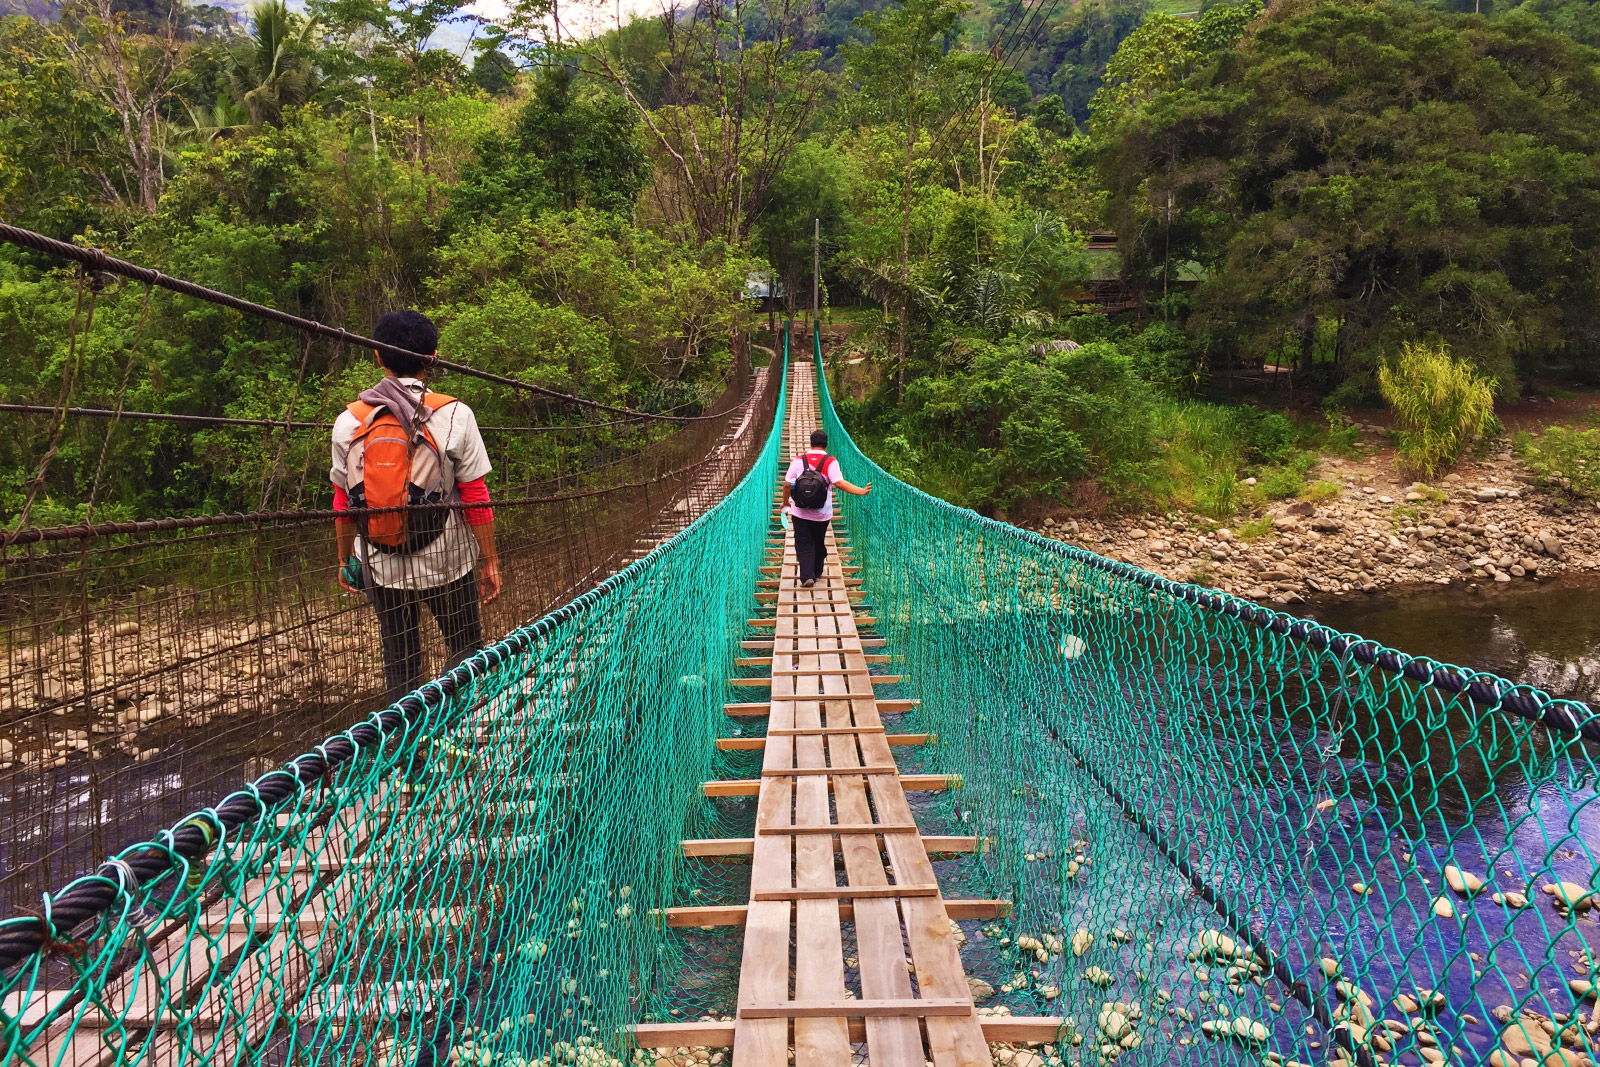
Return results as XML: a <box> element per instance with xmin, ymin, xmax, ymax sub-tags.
<box><xmin>227</xmin><ymin>0</ymin><xmax>319</xmax><ymax>127</ymax></box>
<box><xmin>177</xmin><ymin>95</ymin><xmax>253</xmax><ymax>144</ymax></box>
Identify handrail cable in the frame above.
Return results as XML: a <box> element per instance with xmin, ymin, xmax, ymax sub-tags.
<box><xmin>0</xmin><ymin>222</ymin><xmax>728</xmax><ymax>423</ymax></box>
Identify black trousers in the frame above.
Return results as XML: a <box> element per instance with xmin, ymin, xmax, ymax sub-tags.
<box><xmin>366</xmin><ymin>570</ymin><xmax>484</xmax><ymax>703</ymax></box>
<box><xmin>793</xmin><ymin>517</ymin><xmax>829</xmax><ymax>582</ymax></box>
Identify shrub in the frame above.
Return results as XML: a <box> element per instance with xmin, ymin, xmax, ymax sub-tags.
<box><xmin>1253</xmin><ymin>450</ymin><xmax>1318</xmax><ymax>500</ymax></box>
<box><xmin>1377</xmin><ymin>342</ymin><xmax>1498</xmax><ymax>478</ymax></box>
<box><xmin>1518</xmin><ymin>426</ymin><xmax>1600</xmax><ymax>499</ymax></box>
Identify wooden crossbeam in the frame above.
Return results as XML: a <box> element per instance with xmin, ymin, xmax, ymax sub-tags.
<box><xmin>757</xmin><ymin>824</ymin><xmax>919</xmax><ymax>835</ymax></box>
<box><xmin>630</xmin><ymin>1016</ymin><xmax>1060</xmax><ymax>1048</ymax></box>
<box><xmin>703</xmin><ymin>774</ymin><xmax>956</xmax><ymax>796</ymax></box>
<box><xmin>681</xmin><ymin>836</ymin><xmax>980</xmax><ymax>858</ymax></box>
<box><xmin>760</xmin><ymin>766</ymin><xmax>899</xmax><ymax>777</ymax></box>
<box><xmin>652</xmin><ymin>899</ymin><xmax>1011</xmax><ymax>928</ymax></box>
<box><xmin>751</xmin><ymin>884</ymin><xmax>939</xmax><ymax>901</ymax></box>
<box><xmin>715</xmin><ymin>733</ymin><xmax>926</xmax><ymax>751</ymax></box>
<box><xmin>728</xmin><ymin>675</ymin><xmax>899</xmax><ymax>688</ymax></box>
<box><xmin>741</xmin><ymin>1000</ymin><xmax>972</xmax><ymax>1019</ymax></box>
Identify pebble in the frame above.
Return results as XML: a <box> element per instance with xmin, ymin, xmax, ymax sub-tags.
<box><xmin>1433</xmin><ymin>896</ymin><xmax>1456</xmax><ymax>919</ymax></box>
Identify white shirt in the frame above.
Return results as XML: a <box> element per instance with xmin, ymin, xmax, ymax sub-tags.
<box><xmin>785</xmin><ymin>449</ymin><xmax>844</xmax><ymax>522</ymax></box>
<box><xmin>331</xmin><ymin>378</ymin><xmax>493</xmax><ymax>590</ymax></box>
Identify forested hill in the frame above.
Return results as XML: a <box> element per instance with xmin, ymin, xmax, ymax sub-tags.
<box><xmin>2</xmin><ymin>0</ymin><xmax>1599</xmax><ymax>528</ymax></box>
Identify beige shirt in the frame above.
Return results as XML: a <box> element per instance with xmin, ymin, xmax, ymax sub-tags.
<box><xmin>330</xmin><ymin>378</ymin><xmax>493</xmax><ymax>590</ymax></box>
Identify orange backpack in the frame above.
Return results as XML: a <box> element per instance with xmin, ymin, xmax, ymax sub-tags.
<box><xmin>346</xmin><ymin>391</ymin><xmax>457</xmax><ymax>553</ymax></box>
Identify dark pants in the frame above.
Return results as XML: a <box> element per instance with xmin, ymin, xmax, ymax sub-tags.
<box><xmin>366</xmin><ymin>570</ymin><xmax>484</xmax><ymax>703</ymax></box>
<box><xmin>793</xmin><ymin>517</ymin><xmax>829</xmax><ymax>583</ymax></box>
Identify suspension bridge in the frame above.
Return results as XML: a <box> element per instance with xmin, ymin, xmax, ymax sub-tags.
<box><xmin>0</xmin><ymin>229</ymin><xmax>1597</xmax><ymax>1067</ymax></box>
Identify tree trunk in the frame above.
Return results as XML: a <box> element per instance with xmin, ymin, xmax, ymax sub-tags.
<box><xmin>897</xmin><ymin>117</ymin><xmax>914</xmax><ymax>399</ymax></box>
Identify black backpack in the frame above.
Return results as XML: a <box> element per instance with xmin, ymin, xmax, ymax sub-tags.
<box><xmin>792</xmin><ymin>453</ymin><xmax>834</xmax><ymax>509</ymax></box>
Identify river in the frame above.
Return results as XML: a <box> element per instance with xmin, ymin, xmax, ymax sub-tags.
<box><xmin>1306</xmin><ymin>572</ymin><xmax>1600</xmax><ymax>704</ymax></box>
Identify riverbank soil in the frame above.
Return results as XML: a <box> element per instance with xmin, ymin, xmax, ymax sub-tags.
<box><xmin>1023</xmin><ymin>398</ymin><xmax>1600</xmax><ymax>605</ymax></box>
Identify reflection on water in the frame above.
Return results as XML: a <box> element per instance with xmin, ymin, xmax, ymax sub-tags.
<box><xmin>1306</xmin><ymin>572</ymin><xmax>1600</xmax><ymax>704</ymax></box>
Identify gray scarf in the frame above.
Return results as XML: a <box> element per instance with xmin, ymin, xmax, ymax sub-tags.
<box><xmin>358</xmin><ymin>377</ymin><xmax>429</xmax><ymax>438</ymax></box>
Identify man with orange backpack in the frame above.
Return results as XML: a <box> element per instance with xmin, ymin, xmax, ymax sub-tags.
<box><xmin>331</xmin><ymin>310</ymin><xmax>502</xmax><ymax>702</ymax></box>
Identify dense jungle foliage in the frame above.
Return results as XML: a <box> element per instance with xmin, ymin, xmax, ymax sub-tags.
<box><xmin>1</xmin><ymin>0</ymin><xmax>1597</xmax><ymax>521</ymax></box>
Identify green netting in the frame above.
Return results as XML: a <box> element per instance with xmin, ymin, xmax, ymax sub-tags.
<box><xmin>5</xmin><ymin>331</ymin><xmax>1599</xmax><ymax>1067</ymax></box>
<box><xmin>0</xmin><ymin>362</ymin><xmax>787</xmax><ymax>1067</ymax></box>
<box><xmin>814</xmin><ymin>339</ymin><xmax>1600</xmax><ymax>1067</ymax></box>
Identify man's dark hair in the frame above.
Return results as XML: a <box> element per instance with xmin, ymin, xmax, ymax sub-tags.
<box><xmin>810</xmin><ymin>429</ymin><xmax>827</xmax><ymax>448</ymax></box>
<box><xmin>372</xmin><ymin>310</ymin><xmax>438</xmax><ymax>377</ymax></box>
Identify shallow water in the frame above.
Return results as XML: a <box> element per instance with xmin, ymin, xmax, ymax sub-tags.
<box><xmin>1305</xmin><ymin>572</ymin><xmax>1600</xmax><ymax>705</ymax></box>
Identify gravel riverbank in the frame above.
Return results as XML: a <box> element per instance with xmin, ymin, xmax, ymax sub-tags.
<box><xmin>1019</xmin><ymin>442</ymin><xmax>1600</xmax><ymax>607</ymax></box>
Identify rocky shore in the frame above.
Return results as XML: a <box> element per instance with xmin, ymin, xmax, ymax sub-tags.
<box><xmin>1022</xmin><ymin>443</ymin><xmax>1600</xmax><ymax>606</ymax></box>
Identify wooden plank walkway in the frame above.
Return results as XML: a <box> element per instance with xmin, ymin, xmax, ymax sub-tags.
<box><xmin>732</xmin><ymin>363</ymin><xmax>992</xmax><ymax>1067</ymax></box>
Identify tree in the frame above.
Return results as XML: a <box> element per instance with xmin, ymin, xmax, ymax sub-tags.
<box><xmin>1096</xmin><ymin>0</ymin><xmax>1600</xmax><ymax>391</ymax></box>
<box><xmin>470</xmin><ymin>48</ymin><xmax>515</xmax><ymax>95</ymax></box>
<box><xmin>227</xmin><ymin>0</ymin><xmax>319</xmax><ymax>126</ymax></box>
<box><xmin>449</xmin><ymin>65</ymin><xmax>650</xmax><ymax>224</ymax></box>
<box><xmin>56</xmin><ymin>0</ymin><xmax>190</xmax><ymax>211</ymax></box>
<box><xmin>844</xmin><ymin>0</ymin><xmax>967</xmax><ymax>394</ymax></box>
<box><xmin>565</xmin><ymin>0</ymin><xmax>826</xmax><ymax>244</ymax></box>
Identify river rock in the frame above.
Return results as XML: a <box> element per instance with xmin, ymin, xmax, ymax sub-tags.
<box><xmin>114</xmin><ymin>621</ymin><xmax>140</xmax><ymax>636</ymax></box>
<box><xmin>1494</xmin><ymin>891</ymin><xmax>1529</xmax><ymax>909</ymax></box>
<box><xmin>1098</xmin><ymin>1009</ymin><xmax>1131</xmax><ymax>1041</ymax></box>
<box><xmin>1445</xmin><ymin>865</ymin><xmax>1485</xmax><ymax>895</ymax></box>
<box><xmin>1570</xmin><ymin>980</ymin><xmax>1595</xmax><ymax>1002</ymax></box>
<box><xmin>968</xmin><ymin>977</ymin><xmax>995</xmax><ymax>1001</ymax></box>
<box><xmin>1433</xmin><ymin>896</ymin><xmax>1456</xmax><ymax>919</ymax></box>
<box><xmin>1542</xmin><ymin>882</ymin><xmax>1594</xmax><ymax>914</ymax></box>
<box><xmin>1072</xmin><ymin>929</ymin><xmax>1093</xmax><ymax>957</ymax></box>
<box><xmin>1230</xmin><ymin>1017</ymin><xmax>1269</xmax><ymax>1043</ymax></box>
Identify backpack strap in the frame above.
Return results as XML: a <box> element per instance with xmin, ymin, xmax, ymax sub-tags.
<box><xmin>806</xmin><ymin>453</ymin><xmax>833</xmax><ymax>476</ymax></box>
<box><xmin>422</xmin><ymin>392</ymin><xmax>457</xmax><ymax>411</ymax></box>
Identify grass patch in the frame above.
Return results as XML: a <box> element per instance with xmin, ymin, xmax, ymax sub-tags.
<box><xmin>1238</xmin><ymin>516</ymin><xmax>1274</xmax><ymax>540</ymax></box>
<box><xmin>1300</xmin><ymin>480</ymin><xmax>1343</xmax><ymax>503</ymax></box>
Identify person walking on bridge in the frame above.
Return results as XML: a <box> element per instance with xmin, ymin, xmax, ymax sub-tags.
<box><xmin>781</xmin><ymin>429</ymin><xmax>871</xmax><ymax>587</ymax></box>
<box><xmin>331</xmin><ymin>310</ymin><xmax>502</xmax><ymax>703</ymax></box>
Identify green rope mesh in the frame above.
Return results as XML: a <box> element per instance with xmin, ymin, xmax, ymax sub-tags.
<box><xmin>814</xmin><ymin>337</ymin><xmax>1600</xmax><ymax>1067</ymax></box>
<box><xmin>3</xmin><ymin>331</ymin><xmax>1598</xmax><ymax>1067</ymax></box>
<box><xmin>0</xmin><ymin>361</ymin><xmax>787</xmax><ymax>1066</ymax></box>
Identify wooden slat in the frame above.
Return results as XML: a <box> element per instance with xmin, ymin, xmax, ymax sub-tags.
<box><xmin>790</xmin><ymin>674</ymin><xmax>852</xmax><ymax>1067</ymax></box>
